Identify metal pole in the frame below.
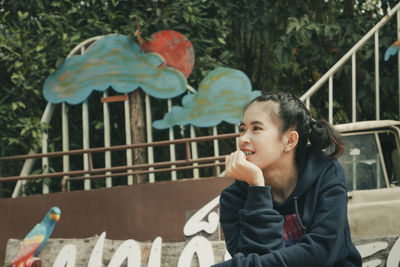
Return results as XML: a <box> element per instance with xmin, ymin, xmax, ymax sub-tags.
<box><xmin>62</xmin><ymin>102</ymin><xmax>70</xmax><ymax>191</ymax></box>
<box><xmin>329</xmin><ymin>75</ymin><xmax>333</xmax><ymax>124</ymax></box>
<box><xmin>12</xmin><ymin>102</ymin><xmax>55</xmax><ymax>197</ymax></box>
<box><xmin>375</xmin><ymin>31</ymin><xmax>380</xmax><ymax>120</ymax></box>
<box><xmin>235</xmin><ymin>124</ymin><xmax>240</xmax><ymax>150</ymax></box>
<box><xmin>190</xmin><ymin>126</ymin><xmax>199</xmax><ymax>179</ymax></box>
<box><xmin>145</xmin><ymin>94</ymin><xmax>155</xmax><ymax>183</ymax></box>
<box><xmin>352</xmin><ymin>53</ymin><xmax>357</xmax><ymax>122</ymax></box>
<box><xmin>83</xmin><ymin>100</ymin><xmax>91</xmax><ymax>190</ymax></box>
<box><xmin>213</xmin><ymin>126</ymin><xmax>221</xmax><ymax>176</ymax></box>
<box><xmin>103</xmin><ymin>91</ymin><xmax>112</xmax><ymax>187</ymax></box>
<box><xmin>168</xmin><ymin>99</ymin><xmax>177</xmax><ymax>180</ymax></box>
<box><xmin>124</xmin><ymin>94</ymin><xmax>134</xmax><ymax>185</ymax></box>
<box><xmin>42</xmin><ymin>129</ymin><xmax>49</xmax><ymax>194</ymax></box>
<box><xmin>397</xmin><ymin>10</ymin><xmax>400</xmax><ymax>119</ymax></box>
<box><xmin>300</xmin><ymin>1</ymin><xmax>400</xmax><ymax>102</ymax></box>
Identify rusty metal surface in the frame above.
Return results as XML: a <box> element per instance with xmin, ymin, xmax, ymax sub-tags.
<box><xmin>0</xmin><ymin>133</ymin><xmax>239</xmax><ymax>162</ymax></box>
<box><xmin>0</xmin><ymin>176</ymin><xmax>234</xmax><ymax>265</ymax></box>
<box><xmin>0</xmin><ymin>156</ymin><xmax>227</xmax><ymax>183</ymax></box>
<box><xmin>0</xmin><ymin>132</ymin><xmax>239</xmax><ymax>194</ymax></box>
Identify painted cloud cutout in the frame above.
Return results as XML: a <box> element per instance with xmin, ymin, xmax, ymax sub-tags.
<box><xmin>384</xmin><ymin>39</ymin><xmax>400</xmax><ymax>61</ymax></box>
<box><xmin>43</xmin><ymin>34</ymin><xmax>187</xmax><ymax>104</ymax></box>
<box><xmin>153</xmin><ymin>67</ymin><xmax>261</xmax><ymax>129</ymax></box>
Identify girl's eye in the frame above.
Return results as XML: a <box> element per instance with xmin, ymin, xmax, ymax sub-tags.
<box><xmin>253</xmin><ymin>126</ymin><xmax>261</xmax><ymax>131</ymax></box>
<box><xmin>239</xmin><ymin>127</ymin><xmax>245</xmax><ymax>133</ymax></box>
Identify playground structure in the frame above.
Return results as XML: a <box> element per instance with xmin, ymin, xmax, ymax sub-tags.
<box><xmin>0</xmin><ymin>3</ymin><xmax>399</xmax><ymax>198</ymax></box>
<box><xmin>2</xmin><ymin>2</ymin><xmax>400</xmax><ymax>266</ymax></box>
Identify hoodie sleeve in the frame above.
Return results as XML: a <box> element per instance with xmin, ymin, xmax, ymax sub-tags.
<box><xmin>219</xmin><ymin>180</ymin><xmax>285</xmax><ymax>256</ymax></box>
<box><xmin>215</xmin><ymin>166</ymin><xmax>354</xmax><ymax>267</ymax></box>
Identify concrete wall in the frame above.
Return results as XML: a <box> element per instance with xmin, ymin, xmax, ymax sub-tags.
<box><xmin>3</xmin><ymin>176</ymin><xmax>400</xmax><ymax>266</ymax></box>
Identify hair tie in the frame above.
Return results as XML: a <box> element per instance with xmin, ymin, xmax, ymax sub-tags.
<box><xmin>310</xmin><ymin>117</ymin><xmax>316</xmax><ymax>127</ymax></box>
<box><xmin>309</xmin><ymin>118</ymin><xmax>316</xmax><ymax>136</ymax></box>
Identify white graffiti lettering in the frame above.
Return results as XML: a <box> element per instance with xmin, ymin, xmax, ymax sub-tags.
<box><xmin>87</xmin><ymin>232</ymin><xmax>105</xmax><ymax>267</ymax></box>
<box><xmin>48</xmin><ymin>196</ymin><xmax>400</xmax><ymax>267</ymax></box>
<box><xmin>178</xmin><ymin>236</ymin><xmax>215</xmax><ymax>267</ymax></box>
<box><xmin>52</xmin><ymin>244</ymin><xmax>76</xmax><ymax>267</ymax></box>
<box><xmin>386</xmin><ymin>236</ymin><xmax>400</xmax><ymax>266</ymax></box>
<box><xmin>183</xmin><ymin>196</ymin><xmax>220</xmax><ymax>236</ymax></box>
<box><xmin>107</xmin><ymin>239</ymin><xmax>141</xmax><ymax>267</ymax></box>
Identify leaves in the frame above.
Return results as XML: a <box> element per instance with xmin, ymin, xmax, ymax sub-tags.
<box><xmin>0</xmin><ymin>0</ymin><xmax>398</xmax><ymax>196</ymax></box>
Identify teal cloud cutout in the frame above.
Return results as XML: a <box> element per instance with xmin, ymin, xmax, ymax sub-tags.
<box><xmin>153</xmin><ymin>67</ymin><xmax>261</xmax><ymax>129</ymax></box>
<box><xmin>43</xmin><ymin>34</ymin><xmax>187</xmax><ymax>104</ymax></box>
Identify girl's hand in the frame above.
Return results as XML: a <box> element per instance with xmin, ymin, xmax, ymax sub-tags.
<box><xmin>225</xmin><ymin>151</ymin><xmax>265</xmax><ymax>186</ymax></box>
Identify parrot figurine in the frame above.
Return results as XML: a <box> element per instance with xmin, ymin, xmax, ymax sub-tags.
<box><xmin>384</xmin><ymin>39</ymin><xmax>400</xmax><ymax>61</ymax></box>
<box><xmin>11</xmin><ymin>206</ymin><xmax>61</xmax><ymax>267</ymax></box>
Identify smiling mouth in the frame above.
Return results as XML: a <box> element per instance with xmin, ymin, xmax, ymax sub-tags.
<box><xmin>243</xmin><ymin>151</ymin><xmax>255</xmax><ymax>156</ymax></box>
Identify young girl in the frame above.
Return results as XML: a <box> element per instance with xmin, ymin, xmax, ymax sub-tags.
<box><xmin>214</xmin><ymin>92</ymin><xmax>362</xmax><ymax>266</ymax></box>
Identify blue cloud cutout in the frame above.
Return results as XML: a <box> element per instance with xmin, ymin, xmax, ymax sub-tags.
<box><xmin>43</xmin><ymin>34</ymin><xmax>187</xmax><ymax>104</ymax></box>
<box><xmin>384</xmin><ymin>43</ymin><xmax>399</xmax><ymax>61</ymax></box>
<box><xmin>153</xmin><ymin>67</ymin><xmax>261</xmax><ymax>129</ymax></box>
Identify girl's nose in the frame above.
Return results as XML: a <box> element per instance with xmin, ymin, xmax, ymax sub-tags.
<box><xmin>239</xmin><ymin>131</ymin><xmax>250</xmax><ymax>144</ymax></box>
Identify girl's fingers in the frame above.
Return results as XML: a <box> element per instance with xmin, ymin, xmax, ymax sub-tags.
<box><xmin>235</xmin><ymin>151</ymin><xmax>241</xmax><ymax>162</ymax></box>
<box><xmin>230</xmin><ymin>152</ymin><xmax>237</xmax><ymax>168</ymax></box>
<box><xmin>230</xmin><ymin>151</ymin><xmax>244</xmax><ymax>173</ymax></box>
<box><xmin>235</xmin><ymin>150</ymin><xmax>242</xmax><ymax>162</ymax></box>
<box><xmin>237</xmin><ymin>150</ymin><xmax>246</xmax><ymax>162</ymax></box>
<box><xmin>225</xmin><ymin>151</ymin><xmax>250</xmax><ymax>178</ymax></box>
<box><xmin>228</xmin><ymin>152</ymin><xmax>234</xmax><ymax>167</ymax></box>
<box><xmin>225</xmin><ymin>152</ymin><xmax>235</xmax><ymax>175</ymax></box>
<box><xmin>225</xmin><ymin>151</ymin><xmax>263</xmax><ymax>185</ymax></box>
<box><xmin>233</xmin><ymin>151</ymin><xmax>246</xmax><ymax>167</ymax></box>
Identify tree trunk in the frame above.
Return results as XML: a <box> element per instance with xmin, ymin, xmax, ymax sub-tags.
<box><xmin>129</xmin><ymin>89</ymin><xmax>147</xmax><ymax>184</ymax></box>
<box><xmin>344</xmin><ymin>0</ymin><xmax>354</xmax><ymax>18</ymax></box>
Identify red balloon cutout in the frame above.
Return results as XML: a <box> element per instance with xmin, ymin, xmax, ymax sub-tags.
<box><xmin>143</xmin><ymin>30</ymin><xmax>195</xmax><ymax>78</ymax></box>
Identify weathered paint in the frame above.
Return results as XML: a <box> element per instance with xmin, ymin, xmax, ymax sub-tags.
<box><xmin>43</xmin><ymin>34</ymin><xmax>187</xmax><ymax>104</ymax></box>
<box><xmin>0</xmin><ymin>177</ymin><xmax>234</xmax><ymax>265</ymax></box>
<box><xmin>153</xmin><ymin>67</ymin><xmax>261</xmax><ymax>129</ymax></box>
<box><xmin>5</xmin><ymin>199</ymin><xmax>400</xmax><ymax>266</ymax></box>
<box><xmin>143</xmin><ymin>30</ymin><xmax>195</xmax><ymax>78</ymax></box>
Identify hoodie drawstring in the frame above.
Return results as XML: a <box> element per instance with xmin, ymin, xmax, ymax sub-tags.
<box><xmin>294</xmin><ymin>196</ymin><xmax>307</xmax><ymax>233</ymax></box>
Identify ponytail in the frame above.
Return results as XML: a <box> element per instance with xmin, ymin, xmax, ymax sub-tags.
<box><xmin>309</xmin><ymin>119</ymin><xmax>344</xmax><ymax>157</ymax></box>
<box><xmin>247</xmin><ymin>92</ymin><xmax>344</xmax><ymax>161</ymax></box>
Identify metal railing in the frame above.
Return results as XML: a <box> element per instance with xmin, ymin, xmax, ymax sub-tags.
<box><xmin>8</xmin><ymin>35</ymin><xmax>239</xmax><ymax>198</ymax></box>
<box><xmin>300</xmin><ymin>2</ymin><xmax>400</xmax><ymax>124</ymax></box>
<box><xmin>5</xmin><ymin>3</ymin><xmax>400</xmax><ymax>198</ymax></box>
<box><xmin>0</xmin><ymin>133</ymin><xmax>238</xmax><ymax>196</ymax></box>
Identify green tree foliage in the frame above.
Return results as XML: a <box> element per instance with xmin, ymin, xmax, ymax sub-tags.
<box><xmin>0</xmin><ymin>0</ymin><xmax>398</xmax><ymax>196</ymax></box>
<box><xmin>215</xmin><ymin>0</ymin><xmax>398</xmax><ymax>122</ymax></box>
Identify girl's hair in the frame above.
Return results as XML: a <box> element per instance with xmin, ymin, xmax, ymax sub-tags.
<box><xmin>245</xmin><ymin>92</ymin><xmax>344</xmax><ymax>162</ymax></box>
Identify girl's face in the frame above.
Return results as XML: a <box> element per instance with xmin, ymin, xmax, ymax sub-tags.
<box><xmin>239</xmin><ymin>102</ymin><xmax>287</xmax><ymax>171</ymax></box>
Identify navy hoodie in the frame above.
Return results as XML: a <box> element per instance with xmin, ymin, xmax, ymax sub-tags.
<box><xmin>213</xmin><ymin>147</ymin><xmax>362</xmax><ymax>267</ymax></box>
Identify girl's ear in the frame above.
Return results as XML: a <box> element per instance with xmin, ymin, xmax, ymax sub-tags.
<box><xmin>285</xmin><ymin>130</ymin><xmax>299</xmax><ymax>152</ymax></box>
